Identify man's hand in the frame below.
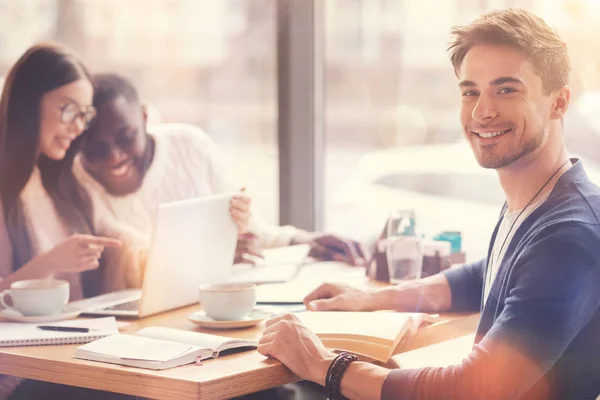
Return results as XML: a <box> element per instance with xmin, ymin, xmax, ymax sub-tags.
<box><xmin>304</xmin><ymin>234</ymin><xmax>370</xmax><ymax>266</ymax></box>
<box><xmin>229</xmin><ymin>189</ymin><xmax>252</xmax><ymax>234</ymax></box>
<box><xmin>303</xmin><ymin>282</ymin><xmax>375</xmax><ymax>311</ymax></box>
<box><xmin>234</xmin><ymin>232</ymin><xmax>264</xmax><ymax>264</ymax></box>
<box><xmin>258</xmin><ymin>313</ymin><xmax>336</xmax><ymax>385</ymax></box>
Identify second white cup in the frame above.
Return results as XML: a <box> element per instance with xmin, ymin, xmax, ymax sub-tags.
<box><xmin>198</xmin><ymin>282</ymin><xmax>256</xmax><ymax>321</ymax></box>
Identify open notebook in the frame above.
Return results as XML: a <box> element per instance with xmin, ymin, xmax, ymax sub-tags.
<box><xmin>230</xmin><ymin>244</ymin><xmax>311</xmax><ymax>284</ymax></box>
<box><xmin>256</xmin><ymin>266</ymin><xmax>367</xmax><ymax>304</ymax></box>
<box><xmin>0</xmin><ymin>317</ymin><xmax>119</xmax><ymax>347</ymax></box>
<box><xmin>297</xmin><ymin>312</ymin><xmax>439</xmax><ymax>362</ymax></box>
<box><xmin>74</xmin><ymin>327</ymin><xmax>257</xmax><ymax>370</ymax></box>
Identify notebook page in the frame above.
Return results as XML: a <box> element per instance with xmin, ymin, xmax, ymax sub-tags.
<box><xmin>295</xmin><ymin>262</ymin><xmax>366</xmax><ymax>282</ymax></box>
<box><xmin>236</xmin><ymin>244</ymin><xmax>310</xmax><ymax>267</ymax></box>
<box><xmin>259</xmin><ymin>244</ymin><xmax>310</xmax><ymax>266</ymax></box>
<box><xmin>230</xmin><ymin>245</ymin><xmax>311</xmax><ymax>284</ymax></box>
<box><xmin>256</xmin><ymin>268</ymin><xmax>367</xmax><ymax>304</ymax></box>
<box><xmin>136</xmin><ymin>327</ymin><xmax>246</xmax><ymax>351</ymax></box>
<box><xmin>230</xmin><ymin>263</ymin><xmax>298</xmax><ymax>284</ymax></box>
<box><xmin>297</xmin><ymin>312</ymin><xmax>414</xmax><ymax>343</ymax></box>
<box><xmin>78</xmin><ymin>334</ymin><xmax>192</xmax><ymax>362</ymax></box>
<box><xmin>0</xmin><ymin>317</ymin><xmax>119</xmax><ymax>347</ymax></box>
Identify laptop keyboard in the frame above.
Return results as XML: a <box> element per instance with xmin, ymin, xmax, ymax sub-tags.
<box><xmin>103</xmin><ymin>300</ymin><xmax>140</xmax><ymax>312</ymax></box>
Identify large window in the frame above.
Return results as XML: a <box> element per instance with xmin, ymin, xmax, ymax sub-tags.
<box><xmin>324</xmin><ymin>0</ymin><xmax>600</xmax><ymax>260</ymax></box>
<box><xmin>0</xmin><ymin>0</ymin><xmax>279</xmax><ymax>224</ymax></box>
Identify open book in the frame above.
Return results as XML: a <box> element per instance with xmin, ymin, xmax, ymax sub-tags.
<box><xmin>297</xmin><ymin>312</ymin><xmax>439</xmax><ymax>362</ymax></box>
<box><xmin>74</xmin><ymin>327</ymin><xmax>257</xmax><ymax>370</ymax></box>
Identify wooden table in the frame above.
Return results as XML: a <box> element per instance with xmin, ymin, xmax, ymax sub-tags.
<box><xmin>0</xmin><ymin>306</ymin><xmax>478</xmax><ymax>399</ymax></box>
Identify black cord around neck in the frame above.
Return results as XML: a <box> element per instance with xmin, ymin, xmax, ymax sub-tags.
<box><xmin>485</xmin><ymin>159</ymin><xmax>571</xmax><ymax>294</ymax></box>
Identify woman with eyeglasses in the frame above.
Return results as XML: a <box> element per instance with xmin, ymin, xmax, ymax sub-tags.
<box><xmin>0</xmin><ymin>43</ymin><xmax>143</xmax><ymax>400</ymax></box>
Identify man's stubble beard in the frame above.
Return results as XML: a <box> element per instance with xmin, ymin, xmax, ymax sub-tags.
<box><xmin>476</xmin><ymin>127</ymin><xmax>545</xmax><ymax>169</ymax></box>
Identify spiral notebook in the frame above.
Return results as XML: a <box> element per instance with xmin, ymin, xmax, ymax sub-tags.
<box><xmin>0</xmin><ymin>317</ymin><xmax>119</xmax><ymax>347</ymax></box>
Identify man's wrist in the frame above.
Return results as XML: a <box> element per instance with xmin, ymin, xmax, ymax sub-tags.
<box><xmin>367</xmin><ymin>288</ymin><xmax>397</xmax><ymax>311</ymax></box>
<box><xmin>314</xmin><ymin>353</ymin><xmax>337</xmax><ymax>386</ymax></box>
<box><xmin>290</xmin><ymin>230</ymin><xmax>313</xmax><ymax>245</ymax></box>
<box><xmin>361</xmin><ymin>290</ymin><xmax>382</xmax><ymax>311</ymax></box>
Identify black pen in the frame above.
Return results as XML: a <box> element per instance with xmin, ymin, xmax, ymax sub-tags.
<box><xmin>37</xmin><ymin>325</ymin><xmax>89</xmax><ymax>333</ymax></box>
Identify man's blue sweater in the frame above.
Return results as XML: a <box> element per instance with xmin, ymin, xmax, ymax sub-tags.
<box><xmin>383</xmin><ymin>159</ymin><xmax>600</xmax><ymax>400</ymax></box>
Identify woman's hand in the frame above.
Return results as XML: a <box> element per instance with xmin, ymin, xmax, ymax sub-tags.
<box><xmin>229</xmin><ymin>189</ymin><xmax>252</xmax><ymax>234</ymax></box>
<box><xmin>30</xmin><ymin>234</ymin><xmax>121</xmax><ymax>276</ymax></box>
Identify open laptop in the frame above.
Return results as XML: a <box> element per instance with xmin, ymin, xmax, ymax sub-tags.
<box><xmin>70</xmin><ymin>193</ymin><xmax>238</xmax><ymax>318</ymax></box>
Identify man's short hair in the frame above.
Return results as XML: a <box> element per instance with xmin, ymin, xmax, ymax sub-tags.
<box><xmin>92</xmin><ymin>73</ymin><xmax>139</xmax><ymax>108</ymax></box>
<box><xmin>448</xmin><ymin>8</ymin><xmax>570</xmax><ymax>94</ymax></box>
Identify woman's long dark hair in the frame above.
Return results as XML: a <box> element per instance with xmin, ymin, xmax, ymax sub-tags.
<box><xmin>0</xmin><ymin>42</ymin><xmax>95</xmax><ymax>276</ymax></box>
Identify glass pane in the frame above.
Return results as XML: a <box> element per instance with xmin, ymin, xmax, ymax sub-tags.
<box><xmin>324</xmin><ymin>0</ymin><xmax>600</xmax><ymax>261</ymax></box>
<box><xmin>0</xmin><ymin>0</ymin><xmax>279</xmax><ymax>225</ymax></box>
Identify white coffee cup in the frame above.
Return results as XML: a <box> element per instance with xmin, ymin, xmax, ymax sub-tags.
<box><xmin>198</xmin><ymin>282</ymin><xmax>256</xmax><ymax>321</ymax></box>
<box><xmin>0</xmin><ymin>279</ymin><xmax>70</xmax><ymax>316</ymax></box>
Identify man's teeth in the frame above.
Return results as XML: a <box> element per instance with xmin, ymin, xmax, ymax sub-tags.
<box><xmin>109</xmin><ymin>163</ymin><xmax>130</xmax><ymax>177</ymax></box>
<box><xmin>477</xmin><ymin>130</ymin><xmax>508</xmax><ymax>139</ymax></box>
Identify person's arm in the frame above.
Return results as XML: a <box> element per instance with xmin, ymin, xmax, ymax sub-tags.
<box><xmin>368</xmin><ymin>257</ymin><xmax>485</xmax><ymax>313</ymax></box>
<box><xmin>442</xmin><ymin>257</ymin><xmax>485</xmax><ymax>312</ymax></box>
<box><xmin>295</xmin><ymin>233</ymin><xmax>370</xmax><ymax>266</ymax></box>
<box><xmin>261</xmin><ymin>223</ymin><xmax>600</xmax><ymax>399</ymax></box>
<box><xmin>374</xmin><ymin>223</ymin><xmax>600</xmax><ymax>400</ymax></box>
<box><xmin>304</xmin><ymin>273</ymin><xmax>453</xmax><ymax>313</ymax></box>
<box><xmin>304</xmin><ymin>259</ymin><xmax>486</xmax><ymax>313</ymax></box>
<box><xmin>247</xmin><ymin>212</ymin><xmax>300</xmax><ymax>248</ymax></box>
<box><xmin>184</xmin><ymin>124</ymin><xmax>296</xmax><ymax>249</ymax></box>
<box><xmin>0</xmin><ymin>234</ymin><xmax>121</xmax><ymax>292</ymax></box>
<box><xmin>0</xmin><ymin>257</ymin><xmax>49</xmax><ymax>291</ymax></box>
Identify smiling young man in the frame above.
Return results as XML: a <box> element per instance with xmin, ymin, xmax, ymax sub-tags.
<box><xmin>257</xmin><ymin>9</ymin><xmax>600</xmax><ymax>400</ymax></box>
<box><xmin>72</xmin><ymin>74</ymin><xmax>370</xmax><ymax>268</ymax></box>
<box><xmin>70</xmin><ymin>74</ymin><xmax>287</xmax><ymax>263</ymax></box>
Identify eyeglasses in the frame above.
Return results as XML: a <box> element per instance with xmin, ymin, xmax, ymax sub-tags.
<box><xmin>59</xmin><ymin>102</ymin><xmax>97</xmax><ymax>129</ymax></box>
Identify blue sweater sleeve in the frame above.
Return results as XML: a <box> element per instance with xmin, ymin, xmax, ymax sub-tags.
<box><xmin>442</xmin><ymin>258</ymin><xmax>485</xmax><ymax>312</ymax></box>
<box><xmin>381</xmin><ymin>223</ymin><xmax>600</xmax><ymax>400</ymax></box>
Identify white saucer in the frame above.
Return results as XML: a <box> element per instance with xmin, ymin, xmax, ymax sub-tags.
<box><xmin>0</xmin><ymin>306</ymin><xmax>81</xmax><ymax>323</ymax></box>
<box><xmin>187</xmin><ymin>309</ymin><xmax>272</xmax><ymax>329</ymax></box>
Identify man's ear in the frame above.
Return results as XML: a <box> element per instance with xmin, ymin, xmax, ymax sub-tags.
<box><xmin>551</xmin><ymin>86</ymin><xmax>570</xmax><ymax>120</ymax></box>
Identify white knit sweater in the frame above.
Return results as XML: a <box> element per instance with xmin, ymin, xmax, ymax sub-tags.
<box><xmin>72</xmin><ymin>123</ymin><xmax>299</xmax><ymax>260</ymax></box>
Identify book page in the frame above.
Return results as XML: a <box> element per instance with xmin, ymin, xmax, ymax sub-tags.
<box><xmin>295</xmin><ymin>312</ymin><xmax>438</xmax><ymax>362</ymax></box>
<box><xmin>78</xmin><ymin>334</ymin><xmax>193</xmax><ymax>362</ymax></box>
<box><xmin>297</xmin><ymin>312</ymin><xmax>418</xmax><ymax>345</ymax></box>
<box><xmin>136</xmin><ymin>327</ymin><xmax>255</xmax><ymax>351</ymax></box>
